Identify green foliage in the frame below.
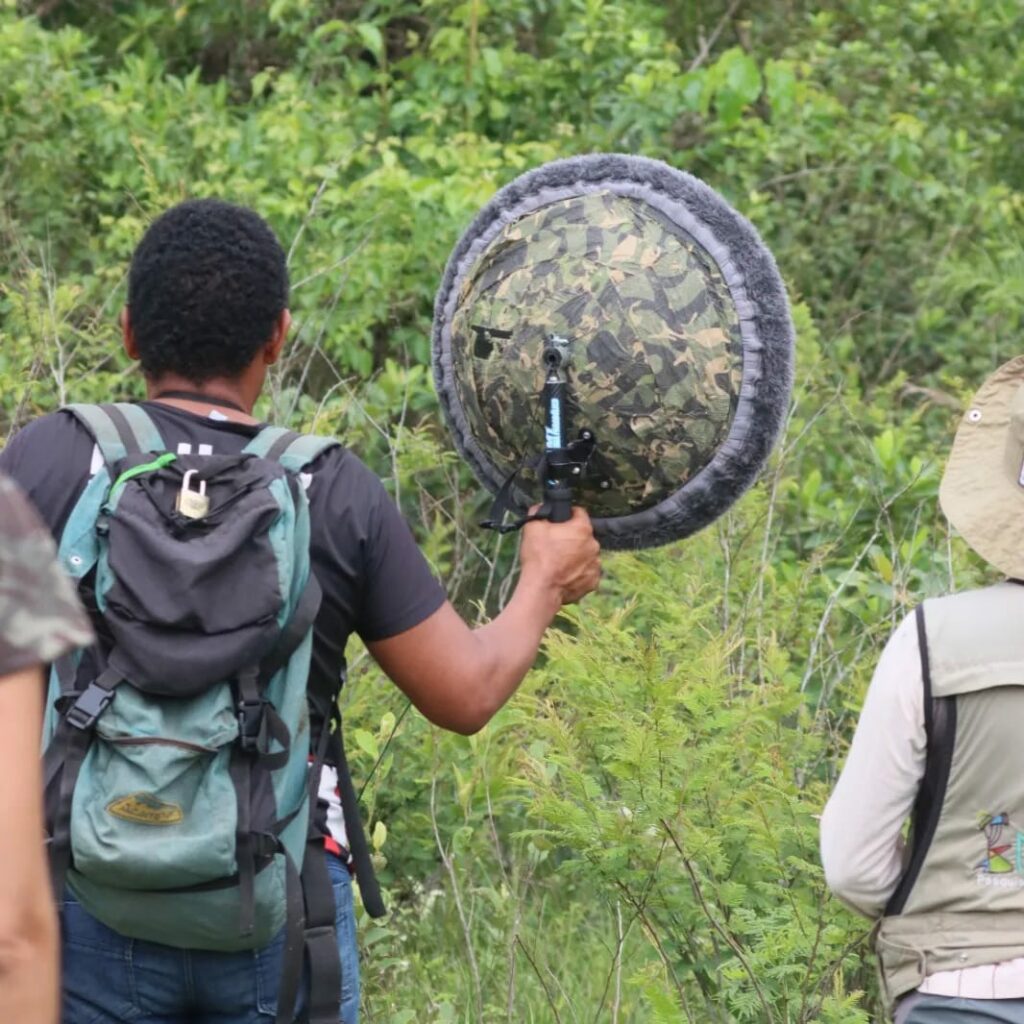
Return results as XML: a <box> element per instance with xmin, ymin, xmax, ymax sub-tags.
<box><xmin>3</xmin><ymin>0</ymin><xmax>1022</xmax><ymax>1019</ymax></box>
<box><xmin>519</xmin><ymin>554</ymin><xmax>862</xmax><ymax>1022</ymax></box>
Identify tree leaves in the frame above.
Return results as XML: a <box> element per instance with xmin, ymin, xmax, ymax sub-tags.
<box><xmin>716</xmin><ymin>46</ymin><xmax>763</xmax><ymax>125</ymax></box>
<box><xmin>4</xmin><ymin>2</ymin><xmax>1024</xmax><ymax>1020</ymax></box>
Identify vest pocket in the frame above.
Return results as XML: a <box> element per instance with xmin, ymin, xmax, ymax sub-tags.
<box><xmin>71</xmin><ymin>683</ymin><xmax>239</xmax><ymax>890</ymax></box>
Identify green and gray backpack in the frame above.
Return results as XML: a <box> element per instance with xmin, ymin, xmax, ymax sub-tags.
<box><xmin>42</xmin><ymin>402</ymin><xmax>346</xmax><ymax>1023</ymax></box>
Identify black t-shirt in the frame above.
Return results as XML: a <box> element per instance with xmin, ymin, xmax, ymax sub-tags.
<box><xmin>0</xmin><ymin>403</ymin><xmax>447</xmax><ymax>720</ymax></box>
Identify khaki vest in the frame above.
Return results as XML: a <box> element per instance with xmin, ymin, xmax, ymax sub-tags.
<box><xmin>876</xmin><ymin>582</ymin><xmax>1024</xmax><ymax>1008</ymax></box>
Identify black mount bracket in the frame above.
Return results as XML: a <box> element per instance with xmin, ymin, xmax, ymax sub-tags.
<box><xmin>480</xmin><ymin>428</ymin><xmax>600</xmax><ymax>534</ymax></box>
<box><xmin>480</xmin><ymin>333</ymin><xmax>610</xmax><ymax>534</ymax></box>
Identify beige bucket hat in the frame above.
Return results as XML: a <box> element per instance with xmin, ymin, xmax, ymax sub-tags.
<box><xmin>941</xmin><ymin>354</ymin><xmax>1024</xmax><ymax>578</ymax></box>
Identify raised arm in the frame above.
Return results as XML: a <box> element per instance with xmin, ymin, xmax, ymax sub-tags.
<box><xmin>368</xmin><ymin>507</ymin><xmax>601</xmax><ymax>734</ymax></box>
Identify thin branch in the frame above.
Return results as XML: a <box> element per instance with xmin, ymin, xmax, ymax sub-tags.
<box><xmin>799</xmin><ymin>521</ymin><xmax>875</xmax><ymax>695</ymax></box>
<box><xmin>661</xmin><ymin>819</ymin><xmax>775</xmax><ymax>1023</ymax></box>
<box><xmin>612</xmin><ymin>901</ymin><xmax>624</xmax><ymax>1024</ymax></box>
<box><xmin>515</xmin><ymin>936</ymin><xmax>563</xmax><ymax>1023</ymax></box>
<box><xmin>430</xmin><ymin>750</ymin><xmax>484</xmax><ymax>1023</ymax></box>
<box><xmin>612</xmin><ymin>878</ymin><xmax>693</xmax><ymax>1018</ymax></box>
<box><xmin>286</xmin><ymin>171</ymin><xmax>332</xmax><ymax>268</ymax></box>
<box><xmin>590</xmin><ymin>900</ymin><xmax>639</xmax><ymax>1024</ymax></box>
<box><xmin>687</xmin><ymin>0</ymin><xmax>744</xmax><ymax>72</ymax></box>
<box><xmin>899</xmin><ymin>382</ymin><xmax>962</xmax><ymax>410</ymax></box>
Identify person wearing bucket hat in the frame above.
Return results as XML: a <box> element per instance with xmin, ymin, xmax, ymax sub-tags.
<box><xmin>939</xmin><ymin>355</ymin><xmax>1024</xmax><ymax>577</ymax></box>
<box><xmin>821</xmin><ymin>355</ymin><xmax>1024</xmax><ymax>1024</ymax></box>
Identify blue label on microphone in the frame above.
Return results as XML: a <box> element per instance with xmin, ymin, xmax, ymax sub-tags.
<box><xmin>545</xmin><ymin>399</ymin><xmax>562</xmax><ymax>450</ymax></box>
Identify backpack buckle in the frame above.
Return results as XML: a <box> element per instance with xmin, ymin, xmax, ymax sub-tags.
<box><xmin>237</xmin><ymin>699</ymin><xmax>265</xmax><ymax>753</ymax></box>
<box><xmin>65</xmin><ymin>682</ymin><xmax>115</xmax><ymax>730</ymax></box>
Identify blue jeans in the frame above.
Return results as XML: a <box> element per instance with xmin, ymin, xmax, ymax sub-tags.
<box><xmin>61</xmin><ymin>853</ymin><xmax>360</xmax><ymax>1024</ymax></box>
<box><xmin>896</xmin><ymin>993</ymin><xmax>1024</xmax><ymax>1023</ymax></box>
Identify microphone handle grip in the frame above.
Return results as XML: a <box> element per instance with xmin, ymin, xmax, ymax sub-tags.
<box><xmin>545</xmin><ymin>484</ymin><xmax>573</xmax><ymax>523</ymax></box>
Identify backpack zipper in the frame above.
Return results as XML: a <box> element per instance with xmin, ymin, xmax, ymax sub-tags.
<box><xmin>105</xmin><ymin>736</ymin><xmax>219</xmax><ymax>755</ymax></box>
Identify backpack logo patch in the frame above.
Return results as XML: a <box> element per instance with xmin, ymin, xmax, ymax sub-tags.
<box><xmin>108</xmin><ymin>792</ymin><xmax>184</xmax><ymax>826</ymax></box>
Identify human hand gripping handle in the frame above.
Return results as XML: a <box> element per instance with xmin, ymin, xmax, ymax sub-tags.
<box><xmin>518</xmin><ymin>506</ymin><xmax>602</xmax><ymax>609</ymax></box>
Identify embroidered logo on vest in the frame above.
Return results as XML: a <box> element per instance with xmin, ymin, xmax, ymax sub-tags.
<box><xmin>975</xmin><ymin>811</ymin><xmax>1024</xmax><ymax>888</ymax></box>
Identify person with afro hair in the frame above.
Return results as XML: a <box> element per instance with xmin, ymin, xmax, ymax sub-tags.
<box><xmin>0</xmin><ymin>197</ymin><xmax>601</xmax><ymax>1023</ymax></box>
<box><xmin>127</xmin><ymin>198</ymin><xmax>291</xmax><ymax>382</ymax></box>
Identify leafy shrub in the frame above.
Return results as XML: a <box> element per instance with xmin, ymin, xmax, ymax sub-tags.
<box><xmin>3</xmin><ymin>2</ymin><xmax>1020</xmax><ymax>1019</ymax></box>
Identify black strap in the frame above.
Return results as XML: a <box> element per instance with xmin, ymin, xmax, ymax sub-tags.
<box><xmin>264</xmin><ymin>429</ymin><xmax>303</xmax><ymax>465</ymax></box>
<box><xmin>275</xmin><ymin>851</ymin><xmax>307</xmax><ymax>1024</ymax></box>
<box><xmin>52</xmin><ymin>652</ymin><xmax>78</xmax><ymax>695</ymax></box>
<box><xmin>151</xmin><ymin>390</ymin><xmax>248</xmax><ymax>413</ymax></box>
<box><xmin>300</xmin><ymin>720</ymin><xmax>342</xmax><ymax>1023</ymax></box>
<box><xmin>259</xmin><ymin>575</ymin><xmax>323</xmax><ymax>687</ymax></box>
<box><xmin>229</xmin><ymin>745</ymin><xmax>257</xmax><ymax>937</ymax></box>
<box><xmin>231</xmin><ymin>670</ymin><xmax>264</xmax><ymax>937</ymax></box>
<box><xmin>331</xmin><ymin>723</ymin><xmax>386</xmax><ymax>918</ymax></box>
<box><xmin>44</xmin><ymin>647</ymin><xmax>106</xmax><ymax>810</ymax></box>
<box><xmin>919</xmin><ymin>604</ymin><xmax>934</xmax><ymax>742</ymax></box>
<box><xmin>307</xmin><ymin>708</ymin><xmax>333</xmax><ymax>808</ymax></box>
<box><xmin>302</xmin><ymin>906</ymin><xmax>342</xmax><ymax>1024</ymax></box>
<box><xmin>45</xmin><ymin>668</ymin><xmax>121</xmax><ymax>898</ymax></box>
<box><xmin>48</xmin><ymin>729</ymin><xmax>90</xmax><ymax>897</ymax></box>
<box><xmin>480</xmin><ymin>458</ymin><xmax>535</xmax><ymax>532</ymax></box>
<box><xmin>235</xmin><ymin>665</ymin><xmax>292</xmax><ymax>771</ymax></box>
<box><xmin>43</xmin><ymin>657</ymin><xmax>87</xmax><ymax>793</ymax></box>
<box><xmin>259</xmin><ymin>710</ymin><xmax>291</xmax><ymax>771</ymax></box>
<box><xmin>101</xmin><ymin>403</ymin><xmax>142</xmax><ymax>456</ymax></box>
<box><xmin>481</xmin><ymin>455</ymin><xmax>579</xmax><ymax>534</ymax></box>
<box><xmin>883</xmin><ymin>604</ymin><xmax>957</xmax><ymax>915</ymax></box>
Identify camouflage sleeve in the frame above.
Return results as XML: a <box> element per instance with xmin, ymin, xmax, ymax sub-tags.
<box><xmin>0</xmin><ymin>473</ymin><xmax>93</xmax><ymax>675</ymax></box>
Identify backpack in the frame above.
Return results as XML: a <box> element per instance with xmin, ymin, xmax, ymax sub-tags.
<box><xmin>41</xmin><ymin>402</ymin><xmax>351</xmax><ymax>1023</ymax></box>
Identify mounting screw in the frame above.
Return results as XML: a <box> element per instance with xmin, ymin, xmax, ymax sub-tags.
<box><xmin>581</xmin><ymin>429</ymin><xmax>593</xmax><ymax>441</ymax></box>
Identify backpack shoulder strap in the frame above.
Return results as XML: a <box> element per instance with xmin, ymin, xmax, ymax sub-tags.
<box><xmin>64</xmin><ymin>403</ymin><xmax>166</xmax><ymax>467</ymax></box>
<box><xmin>243</xmin><ymin>427</ymin><xmax>339</xmax><ymax>474</ymax></box>
<box><xmin>883</xmin><ymin>602</ymin><xmax>957</xmax><ymax>916</ymax></box>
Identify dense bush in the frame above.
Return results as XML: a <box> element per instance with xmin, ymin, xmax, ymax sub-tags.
<box><xmin>3</xmin><ymin>1</ymin><xmax>1021</xmax><ymax>1019</ymax></box>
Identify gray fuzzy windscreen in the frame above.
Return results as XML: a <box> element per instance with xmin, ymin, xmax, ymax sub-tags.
<box><xmin>432</xmin><ymin>153</ymin><xmax>795</xmax><ymax>550</ymax></box>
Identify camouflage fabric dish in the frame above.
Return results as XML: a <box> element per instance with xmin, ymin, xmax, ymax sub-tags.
<box><xmin>433</xmin><ymin>154</ymin><xmax>795</xmax><ymax>550</ymax></box>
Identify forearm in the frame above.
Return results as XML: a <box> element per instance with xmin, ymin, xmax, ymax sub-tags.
<box><xmin>368</xmin><ymin>591</ymin><xmax>557</xmax><ymax>735</ymax></box>
<box><xmin>0</xmin><ymin>906</ymin><xmax>59</xmax><ymax>1024</ymax></box>
<box><xmin>368</xmin><ymin>507</ymin><xmax>601</xmax><ymax>735</ymax></box>
<box><xmin>465</xmin><ymin>568</ymin><xmax>563</xmax><ymax>725</ymax></box>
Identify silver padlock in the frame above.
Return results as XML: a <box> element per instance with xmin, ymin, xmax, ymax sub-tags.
<box><xmin>176</xmin><ymin>470</ymin><xmax>210</xmax><ymax>520</ymax></box>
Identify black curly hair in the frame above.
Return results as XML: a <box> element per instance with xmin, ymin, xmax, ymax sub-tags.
<box><xmin>127</xmin><ymin>198</ymin><xmax>289</xmax><ymax>382</ymax></box>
